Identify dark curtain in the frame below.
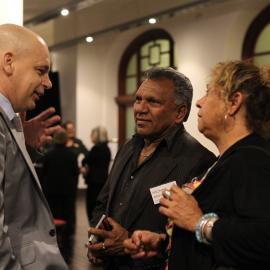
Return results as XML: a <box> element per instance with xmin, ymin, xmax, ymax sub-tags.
<box><xmin>26</xmin><ymin>71</ymin><xmax>61</xmax><ymax>120</ymax></box>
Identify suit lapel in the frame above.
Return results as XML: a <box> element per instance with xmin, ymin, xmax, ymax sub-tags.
<box><xmin>9</xmin><ymin>127</ymin><xmax>42</xmax><ymax>189</ymax></box>
<box><xmin>0</xmin><ymin>110</ymin><xmax>42</xmax><ymax>189</ymax></box>
<box><xmin>125</xmin><ymin>154</ymin><xmax>177</xmax><ymax>229</ymax></box>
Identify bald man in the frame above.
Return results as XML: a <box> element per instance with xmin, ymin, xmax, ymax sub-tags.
<box><xmin>0</xmin><ymin>24</ymin><xmax>68</xmax><ymax>269</ymax></box>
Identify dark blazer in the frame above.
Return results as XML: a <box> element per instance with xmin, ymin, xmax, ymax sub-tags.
<box><xmin>42</xmin><ymin>144</ymin><xmax>79</xmax><ymax>195</ymax></box>
<box><xmin>169</xmin><ymin>134</ymin><xmax>270</xmax><ymax>270</ymax></box>
<box><xmin>93</xmin><ymin>125</ymin><xmax>216</xmax><ymax>269</ymax></box>
<box><xmin>83</xmin><ymin>142</ymin><xmax>111</xmax><ymax>187</ymax></box>
<box><xmin>69</xmin><ymin>137</ymin><xmax>88</xmax><ymax>157</ymax></box>
<box><xmin>83</xmin><ymin>142</ymin><xmax>111</xmax><ymax>221</ymax></box>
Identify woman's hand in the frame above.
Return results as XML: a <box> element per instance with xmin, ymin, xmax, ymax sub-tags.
<box><xmin>159</xmin><ymin>185</ymin><xmax>203</xmax><ymax>232</ymax></box>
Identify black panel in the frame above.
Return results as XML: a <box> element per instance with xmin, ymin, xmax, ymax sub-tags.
<box><xmin>26</xmin><ymin>71</ymin><xmax>61</xmax><ymax>120</ymax></box>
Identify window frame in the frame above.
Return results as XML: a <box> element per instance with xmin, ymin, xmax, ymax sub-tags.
<box><xmin>242</xmin><ymin>4</ymin><xmax>270</xmax><ymax>60</ymax></box>
<box><xmin>116</xmin><ymin>29</ymin><xmax>174</xmax><ymax>145</ymax></box>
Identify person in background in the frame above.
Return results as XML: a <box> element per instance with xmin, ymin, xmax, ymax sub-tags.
<box><xmin>42</xmin><ymin>129</ymin><xmax>79</xmax><ymax>236</ymax></box>
<box><xmin>62</xmin><ymin>120</ymin><xmax>88</xmax><ymax>233</ymax></box>
<box><xmin>87</xmin><ymin>67</ymin><xmax>216</xmax><ymax>270</ymax></box>
<box><xmin>81</xmin><ymin>126</ymin><xmax>111</xmax><ymax>223</ymax></box>
<box><xmin>124</xmin><ymin>60</ymin><xmax>270</xmax><ymax>269</ymax></box>
<box><xmin>63</xmin><ymin>120</ymin><xmax>88</xmax><ymax>157</ymax></box>
<box><xmin>0</xmin><ymin>23</ymin><xmax>67</xmax><ymax>269</ymax></box>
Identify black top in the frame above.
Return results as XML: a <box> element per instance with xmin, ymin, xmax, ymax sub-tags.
<box><xmin>68</xmin><ymin>137</ymin><xmax>88</xmax><ymax>158</ymax></box>
<box><xmin>42</xmin><ymin>144</ymin><xmax>79</xmax><ymax>195</ymax></box>
<box><xmin>169</xmin><ymin>134</ymin><xmax>270</xmax><ymax>270</ymax></box>
<box><xmin>82</xmin><ymin>142</ymin><xmax>111</xmax><ymax>187</ymax></box>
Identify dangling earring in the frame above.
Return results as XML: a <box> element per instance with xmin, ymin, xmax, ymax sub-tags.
<box><xmin>223</xmin><ymin>114</ymin><xmax>229</xmax><ymax>133</ymax></box>
<box><xmin>224</xmin><ymin>113</ymin><xmax>235</xmax><ymax>133</ymax></box>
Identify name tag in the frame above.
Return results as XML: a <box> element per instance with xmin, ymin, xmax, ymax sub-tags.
<box><xmin>150</xmin><ymin>181</ymin><xmax>177</xmax><ymax>205</ymax></box>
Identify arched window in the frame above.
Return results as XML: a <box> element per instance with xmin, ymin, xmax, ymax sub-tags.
<box><xmin>242</xmin><ymin>4</ymin><xmax>270</xmax><ymax>65</ymax></box>
<box><xmin>116</xmin><ymin>29</ymin><xmax>174</xmax><ymax>145</ymax></box>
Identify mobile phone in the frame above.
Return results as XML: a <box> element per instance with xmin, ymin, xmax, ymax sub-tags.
<box><xmin>88</xmin><ymin>214</ymin><xmax>106</xmax><ymax>244</ymax></box>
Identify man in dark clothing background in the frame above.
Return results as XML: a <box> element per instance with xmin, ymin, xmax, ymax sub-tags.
<box><xmin>42</xmin><ymin>130</ymin><xmax>79</xmax><ymax>235</ymax></box>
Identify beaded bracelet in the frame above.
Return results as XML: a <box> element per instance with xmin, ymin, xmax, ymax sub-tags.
<box><xmin>195</xmin><ymin>213</ymin><xmax>218</xmax><ymax>244</ymax></box>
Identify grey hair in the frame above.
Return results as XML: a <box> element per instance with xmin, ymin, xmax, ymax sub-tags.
<box><xmin>91</xmin><ymin>126</ymin><xmax>108</xmax><ymax>143</ymax></box>
<box><xmin>145</xmin><ymin>67</ymin><xmax>193</xmax><ymax>121</ymax></box>
<box><xmin>53</xmin><ymin>130</ymin><xmax>68</xmax><ymax>145</ymax></box>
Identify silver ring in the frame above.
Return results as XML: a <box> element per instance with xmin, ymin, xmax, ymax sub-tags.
<box><xmin>102</xmin><ymin>242</ymin><xmax>106</xmax><ymax>250</ymax></box>
<box><xmin>163</xmin><ymin>190</ymin><xmax>171</xmax><ymax>200</ymax></box>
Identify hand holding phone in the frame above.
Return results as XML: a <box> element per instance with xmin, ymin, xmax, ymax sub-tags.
<box><xmin>88</xmin><ymin>214</ymin><xmax>106</xmax><ymax>244</ymax></box>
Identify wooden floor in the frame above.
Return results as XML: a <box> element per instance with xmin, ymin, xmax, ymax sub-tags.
<box><xmin>63</xmin><ymin>189</ymin><xmax>102</xmax><ymax>270</ymax></box>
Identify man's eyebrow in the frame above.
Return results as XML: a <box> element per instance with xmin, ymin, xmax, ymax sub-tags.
<box><xmin>36</xmin><ymin>65</ymin><xmax>50</xmax><ymax>72</ymax></box>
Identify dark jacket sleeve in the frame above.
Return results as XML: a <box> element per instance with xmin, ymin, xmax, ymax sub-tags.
<box><xmin>75</xmin><ymin>138</ymin><xmax>88</xmax><ymax>156</ymax></box>
<box><xmin>90</xmin><ymin>177</ymin><xmax>109</xmax><ymax>226</ymax></box>
<box><xmin>83</xmin><ymin>146</ymin><xmax>96</xmax><ymax>166</ymax></box>
<box><xmin>212</xmin><ymin>148</ymin><xmax>270</xmax><ymax>267</ymax></box>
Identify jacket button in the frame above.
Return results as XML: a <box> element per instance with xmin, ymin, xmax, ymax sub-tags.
<box><xmin>49</xmin><ymin>229</ymin><xmax>56</xmax><ymax>237</ymax></box>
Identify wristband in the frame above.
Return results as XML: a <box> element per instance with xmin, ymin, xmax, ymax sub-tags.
<box><xmin>195</xmin><ymin>213</ymin><xmax>218</xmax><ymax>244</ymax></box>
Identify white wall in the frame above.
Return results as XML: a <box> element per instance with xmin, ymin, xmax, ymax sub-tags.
<box><xmin>51</xmin><ymin>0</ymin><xmax>269</xmax><ymax>154</ymax></box>
<box><xmin>76</xmin><ymin>32</ymin><xmax>121</xmax><ymax>148</ymax></box>
<box><xmin>0</xmin><ymin>0</ymin><xmax>23</xmax><ymax>25</ymax></box>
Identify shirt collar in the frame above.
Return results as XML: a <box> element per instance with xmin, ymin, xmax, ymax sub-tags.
<box><xmin>0</xmin><ymin>93</ymin><xmax>16</xmax><ymax>121</ymax></box>
<box><xmin>133</xmin><ymin>124</ymin><xmax>184</xmax><ymax>150</ymax></box>
<box><xmin>164</xmin><ymin>124</ymin><xmax>184</xmax><ymax>149</ymax></box>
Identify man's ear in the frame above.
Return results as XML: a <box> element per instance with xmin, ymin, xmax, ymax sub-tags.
<box><xmin>175</xmin><ymin>105</ymin><xmax>187</xmax><ymax>124</ymax></box>
<box><xmin>227</xmin><ymin>91</ymin><xmax>244</xmax><ymax>116</ymax></box>
<box><xmin>2</xmin><ymin>52</ymin><xmax>14</xmax><ymax>75</ymax></box>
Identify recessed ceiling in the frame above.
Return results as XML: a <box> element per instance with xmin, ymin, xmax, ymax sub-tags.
<box><xmin>24</xmin><ymin>0</ymin><xmax>227</xmax><ymax>49</ymax></box>
<box><xmin>24</xmin><ymin>0</ymin><xmax>74</xmax><ymax>22</ymax></box>
<box><xmin>24</xmin><ymin>0</ymin><xmax>105</xmax><ymax>24</ymax></box>
<box><xmin>23</xmin><ymin>0</ymin><xmax>197</xmax><ymax>25</ymax></box>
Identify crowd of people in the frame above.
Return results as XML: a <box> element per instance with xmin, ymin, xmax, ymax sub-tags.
<box><xmin>0</xmin><ymin>23</ymin><xmax>270</xmax><ymax>270</ymax></box>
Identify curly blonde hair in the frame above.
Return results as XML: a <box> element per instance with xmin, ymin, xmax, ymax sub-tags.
<box><xmin>210</xmin><ymin>60</ymin><xmax>270</xmax><ymax>138</ymax></box>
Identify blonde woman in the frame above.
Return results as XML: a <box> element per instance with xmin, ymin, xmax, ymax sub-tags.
<box><xmin>81</xmin><ymin>126</ymin><xmax>111</xmax><ymax>222</ymax></box>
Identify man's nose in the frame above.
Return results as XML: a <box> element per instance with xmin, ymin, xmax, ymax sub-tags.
<box><xmin>43</xmin><ymin>74</ymin><xmax>52</xmax><ymax>90</ymax></box>
<box><xmin>136</xmin><ymin>100</ymin><xmax>148</xmax><ymax>113</ymax></box>
<box><xmin>196</xmin><ymin>97</ymin><xmax>203</xmax><ymax>108</ymax></box>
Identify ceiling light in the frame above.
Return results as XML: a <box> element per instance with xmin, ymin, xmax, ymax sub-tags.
<box><xmin>61</xmin><ymin>9</ymin><xmax>69</xmax><ymax>16</ymax></box>
<box><xmin>85</xmin><ymin>36</ymin><xmax>94</xmax><ymax>43</ymax></box>
<box><xmin>148</xmin><ymin>18</ymin><xmax>157</xmax><ymax>24</ymax></box>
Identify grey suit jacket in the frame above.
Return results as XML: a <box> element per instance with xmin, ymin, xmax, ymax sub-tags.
<box><xmin>0</xmin><ymin>108</ymin><xmax>68</xmax><ymax>270</ymax></box>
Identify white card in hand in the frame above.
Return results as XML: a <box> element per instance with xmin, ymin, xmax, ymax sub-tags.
<box><xmin>150</xmin><ymin>181</ymin><xmax>177</xmax><ymax>205</ymax></box>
